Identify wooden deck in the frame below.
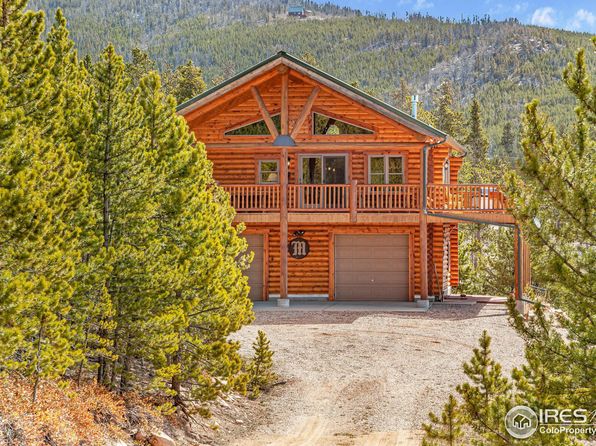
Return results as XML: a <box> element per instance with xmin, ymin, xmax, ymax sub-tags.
<box><xmin>223</xmin><ymin>183</ymin><xmax>511</xmax><ymax>218</ymax></box>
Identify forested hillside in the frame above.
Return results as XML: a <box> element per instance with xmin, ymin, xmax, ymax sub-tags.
<box><xmin>32</xmin><ymin>0</ymin><xmax>594</xmax><ymax>145</ymax></box>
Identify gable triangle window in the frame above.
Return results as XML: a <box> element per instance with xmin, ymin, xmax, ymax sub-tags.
<box><xmin>225</xmin><ymin>114</ymin><xmax>282</xmax><ymax>136</ymax></box>
<box><xmin>312</xmin><ymin>112</ymin><xmax>373</xmax><ymax>135</ymax></box>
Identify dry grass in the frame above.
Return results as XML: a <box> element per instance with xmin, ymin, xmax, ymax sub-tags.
<box><xmin>0</xmin><ymin>376</ymin><xmax>159</xmax><ymax>446</ymax></box>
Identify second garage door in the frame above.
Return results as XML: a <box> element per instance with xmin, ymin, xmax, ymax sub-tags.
<box><xmin>243</xmin><ymin>234</ymin><xmax>264</xmax><ymax>301</ymax></box>
<box><xmin>335</xmin><ymin>234</ymin><xmax>409</xmax><ymax>301</ymax></box>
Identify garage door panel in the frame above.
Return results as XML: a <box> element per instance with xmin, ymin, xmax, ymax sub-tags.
<box><xmin>336</xmin><ymin>235</ymin><xmax>409</xmax><ymax>248</ymax></box>
<box><xmin>243</xmin><ymin>234</ymin><xmax>264</xmax><ymax>301</ymax></box>
<box><xmin>335</xmin><ymin>272</ymin><xmax>408</xmax><ymax>287</ymax></box>
<box><xmin>334</xmin><ymin>246</ymin><xmax>409</xmax><ymax>260</ymax></box>
<box><xmin>335</xmin><ymin>259</ymin><xmax>408</xmax><ymax>273</ymax></box>
<box><xmin>335</xmin><ymin>285</ymin><xmax>409</xmax><ymax>300</ymax></box>
<box><xmin>335</xmin><ymin>234</ymin><xmax>409</xmax><ymax>301</ymax></box>
<box><xmin>335</xmin><ymin>271</ymin><xmax>409</xmax><ymax>284</ymax></box>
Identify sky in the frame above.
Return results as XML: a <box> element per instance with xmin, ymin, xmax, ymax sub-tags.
<box><xmin>317</xmin><ymin>0</ymin><xmax>596</xmax><ymax>33</ymax></box>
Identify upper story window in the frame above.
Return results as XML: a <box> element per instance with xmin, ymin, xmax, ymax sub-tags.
<box><xmin>443</xmin><ymin>158</ymin><xmax>450</xmax><ymax>184</ymax></box>
<box><xmin>259</xmin><ymin>160</ymin><xmax>279</xmax><ymax>184</ymax></box>
<box><xmin>313</xmin><ymin>112</ymin><xmax>373</xmax><ymax>135</ymax></box>
<box><xmin>225</xmin><ymin>114</ymin><xmax>281</xmax><ymax>136</ymax></box>
<box><xmin>369</xmin><ymin>155</ymin><xmax>404</xmax><ymax>184</ymax></box>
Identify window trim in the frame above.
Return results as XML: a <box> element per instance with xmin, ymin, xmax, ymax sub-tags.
<box><xmin>367</xmin><ymin>154</ymin><xmax>406</xmax><ymax>184</ymax></box>
<box><xmin>257</xmin><ymin>159</ymin><xmax>280</xmax><ymax>184</ymax></box>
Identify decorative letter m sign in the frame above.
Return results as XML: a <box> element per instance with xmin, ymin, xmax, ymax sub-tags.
<box><xmin>288</xmin><ymin>237</ymin><xmax>310</xmax><ymax>259</ymax></box>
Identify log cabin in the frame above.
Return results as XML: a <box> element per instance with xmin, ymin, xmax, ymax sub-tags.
<box><xmin>178</xmin><ymin>51</ymin><xmax>530</xmax><ymax>307</ymax></box>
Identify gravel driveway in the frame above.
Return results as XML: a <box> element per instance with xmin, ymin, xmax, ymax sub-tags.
<box><xmin>222</xmin><ymin>304</ymin><xmax>525</xmax><ymax>446</ymax></box>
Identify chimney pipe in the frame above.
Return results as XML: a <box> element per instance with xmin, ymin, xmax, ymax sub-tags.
<box><xmin>411</xmin><ymin>95</ymin><xmax>419</xmax><ymax>119</ymax></box>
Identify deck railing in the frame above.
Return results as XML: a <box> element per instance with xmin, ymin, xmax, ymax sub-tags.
<box><xmin>288</xmin><ymin>184</ymin><xmax>350</xmax><ymax>211</ymax></box>
<box><xmin>357</xmin><ymin>184</ymin><xmax>420</xmax><ymax>211</ymax></box>
<box><xmin>223</xmin><ymin>184</ymin><xmax>280</xmax><ymax>211</ymax></box>
<box><xmin>427</xmin><ymin>184</ymin><xmax>507</xmax><ymax>211</ymax></box>
<box><xmin>222</xmin><ymin>183</ymin><xmax>507</xmax><ymax>213</ymax></box>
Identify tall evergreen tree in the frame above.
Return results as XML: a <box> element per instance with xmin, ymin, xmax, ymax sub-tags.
<box><xmin>86</xmin><ymin>44</ymin><xmax>160</xmax><ymax>388</ymax></box>
<box><xmin>136</xmin><ymin>71</ymin><xmax>253</xmax><ymax>411</ymax></box>
<box><xmin>504</xmin><ymin>38</ymin><xmax>595</xmax><ymax>412</ymax></box>
<box><xmin>426</xmin><ymin>39</ymin><xmax>595</xmax><ymax>446</ymax></box>
<box><xmin>434</xmin><ymin>80</ymin><xmax>464</xmax><ymax>140</ymax></box>
<box><xmin>163</xmin><ymin>59</ymin><xmax>207</xmax><ymax>104</ymax></box>
<box><xmin>499</xmin><ymin>122</ymin><xmax>516</xmax><ymax>161</ymax></box>
<box><xmin>391</xmin><ymin>78</ymin><xmax>412</xmax><ymax>111</ymax></box>
<box><xmin>0</xmin><ymin>0</ymin><xmax>89</xmax><ymax>401</ymax></box>
<box><xmin>125</xmin><ymin>47</ymin><xmax>157</xmax><ymax>89</ymax></box>
<box><xmin>464</xmin><ymin>98</ymin><xmax>489</xmax><ymax>165</ymax></box>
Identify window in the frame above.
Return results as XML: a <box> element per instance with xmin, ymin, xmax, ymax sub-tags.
<box><xmin>225</xmin><ymin>115</ymin><xmax>281</xmax><ymax>136</ymax></box>
<box><xmin>313</xmin><ymin>112</ymin><xmax>373</xmax><ymax>135</ymax></box>
<box><xmin>369</xmin><ymin>156</ymin><xmax>404</xmax><ymax>184</ymax></box>
<box><xmin>442</xmin><ymin>159</ymin><xmax>450</xmax><ymax>184</ymax></box>
<box><xmin>259</xmin><ymin>160</ymin><xmax>279</xmax><ymax>184</ymax></box>
<box><xmin>301</xmin><ymin>155</ymin><xmax>346</xmax><ymax>184</ymax></box>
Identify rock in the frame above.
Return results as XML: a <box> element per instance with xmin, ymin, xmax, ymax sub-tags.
<box><xmin>148</xmin><ymin>431</ymin><xmax>175</xmax><ymax>446</ymax></box>
<box><xmin>133</xmin><ymin>431</ymin><xmax>147</xmax><ymax>442</ymax></box>
<box><xmin>106</xmin><ymin>440</ymin><xmax>129</xmax><ymax>446</ymax></box>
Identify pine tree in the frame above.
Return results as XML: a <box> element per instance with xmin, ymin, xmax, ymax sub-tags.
<box><xmin>125</xmin><ymin>47</ymin><xmax>157</xmax><ymax>89</ymax></box>
<box><xmin>456</xmin><ymin>331</ymin><xmax>513</xmax><ymax>444</ymax></box>
<box><xmin>163</xmin><ymin>59</ymin><xmax>207</xmax><ymax>104</ymax></box>
<box><xmin>86</xmin><ymin>44</ymin><xmax>160</xmax><ymax>388</ymax></box>
<box><xmin>247</xmin><ymin>330</ymin><xmax>276</xmax><ymax>398</ymax></box>
<box><xmin>300</xmin><ymin>51</ymin><xmax>320</xmax><ymax>68</ymax></box>
<box><xmin>135</xmin><ymin>71</ymin><xmax>253</xmax><ymax>410</ymax></box>
<box><xmin>504</xmin><ymin>38</ymin><xmax>595</xmax><ymax>413</ymax></box>
<box><xmin>423</xmin><ymin>331</ymin><xmax>583</xmax><ymax>445</ymax></box>
<box><xmin>464</xmin><ymin>98</ymin><xmax>489</xmax><ymax>165</ymax></box>
<box><xmin>0</xmin><ymin>0</ymin><xmax>89</xmax><ymax>401</ymax></box>
<box><xmin>428</xmin><ymin>40</ymin><xmax>595</xmax><ymax>446</ymax></box>
<box><xmin>422</xmin><ymin>395</ymin><xmax>463</xmax><ymax>446</ymax></box>
<box><xmin>499</xmin><ymin>122</ymin><xmax>516</xmax><ymax>161</ymax></box>
<box><xmin>434</xmin><ymin>81</ymin><xmax>464</xmax><ymax>140</ymax></box>
<box><xmin>391</xmin><ymin>78</ymin><xmax>412</xmax><ymax>111</ymax></box>
<box><xmin>45</xmin><ymin>9</ymin><xmax>114</xmax><ymax>385</ymax></box>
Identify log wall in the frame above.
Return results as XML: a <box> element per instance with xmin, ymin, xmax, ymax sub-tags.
<box><xmin>242</xmin><ymin>223</ymin><xmax>421</xmax><ymax>299</ymax></box>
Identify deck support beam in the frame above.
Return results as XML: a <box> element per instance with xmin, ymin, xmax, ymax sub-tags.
<box><xmin>419</xmin><ymin>212</ymin><xmax>429</xmax><ymax>300</ymax></box>
<box><xmin>514</xmin><ymin>226</ymin><xmax>531</xmax><ymax>301</ymax></box>
<box><xmin>279</xmin><ymin>147</ymin><xmax>289</xmax><ymax>306</ymax></box>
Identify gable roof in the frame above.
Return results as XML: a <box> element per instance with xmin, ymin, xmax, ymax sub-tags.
<box><xmin>177</xmin><ymin>51</ymin><xmax>465</xmax><ymax>153</ymax></box>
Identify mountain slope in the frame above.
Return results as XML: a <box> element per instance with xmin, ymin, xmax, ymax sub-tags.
<box><xmin>31</xmin><ymin>0</ymin><xmax>594</xmax><ymax>144</ymax></box>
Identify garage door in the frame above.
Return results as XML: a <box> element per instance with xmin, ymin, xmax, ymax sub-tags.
<box><xmin>335</xmin><ymin>234</ymin><xmax>409</xmax><ymax>301</ymax></box>
<box><xmin>244</xmin><ymin>234</ymin><xmax>264</xmax><ymax>301</ymax></box>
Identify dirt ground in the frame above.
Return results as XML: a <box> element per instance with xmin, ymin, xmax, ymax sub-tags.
<box><xmin>217</xmin><ymin>304</ymin><xmax>525</xmax><ymax>446</ymax></box>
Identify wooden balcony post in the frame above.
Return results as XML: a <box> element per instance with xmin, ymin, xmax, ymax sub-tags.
<box><xmin>419</xmin><ymin>212</ymin><xmax>429</xmax><ymax>300</ymax></box>
<box><xmin>514</xmin><ymin>226</ymin><xmax>530</xmax><ymax>315</ymax></box>
<box><xmin>350</xmin><ymin>179</ymin><xmax>358</xmax><ymax>223</ymax></box>
<box><xmin>279</xmin><ymin>147</ymin><xmax>289</xmax><ymax>305</ymax></box>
